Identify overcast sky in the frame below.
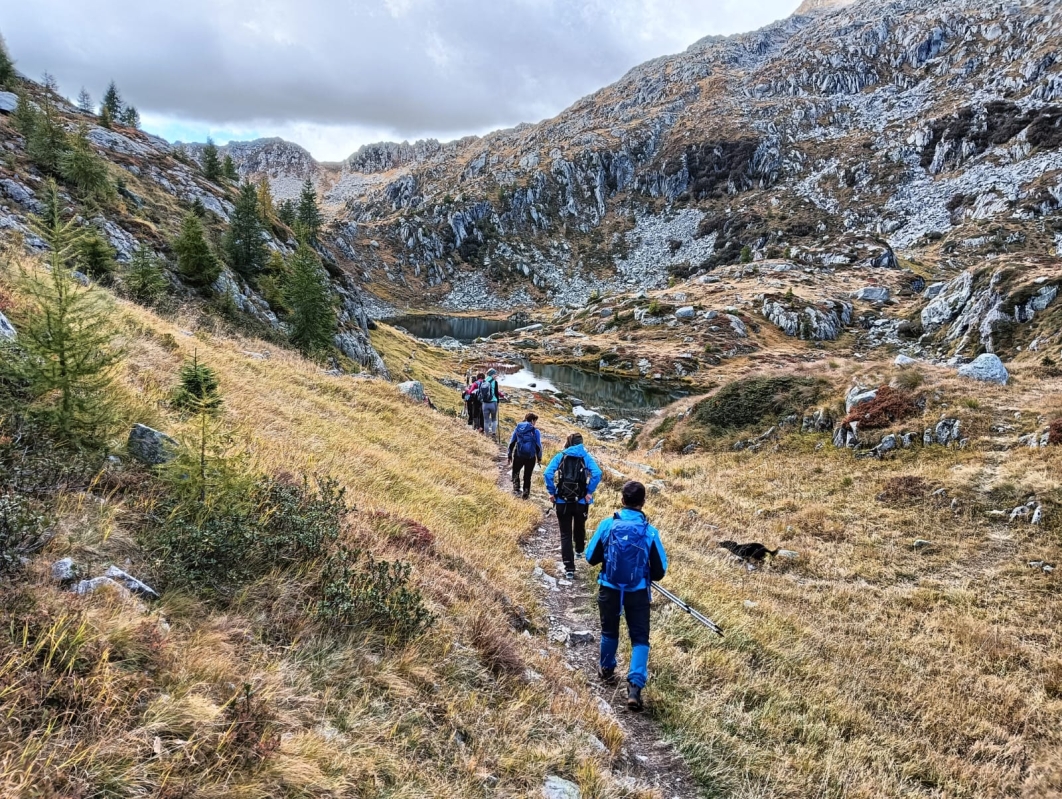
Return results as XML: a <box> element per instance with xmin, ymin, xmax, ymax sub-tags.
<box><xmin>4</xmin><ymin>0</ymin><xmax>799</xmax><ymax>161</ymax></box>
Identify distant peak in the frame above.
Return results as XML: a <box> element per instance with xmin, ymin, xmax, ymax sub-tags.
<box><xmin>794</xmin><ymin>0</ymin><xmax>858</xmax><ymax>14</ymax></box>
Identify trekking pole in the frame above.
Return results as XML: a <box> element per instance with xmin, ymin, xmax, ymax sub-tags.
<box><xmin>651</xmin><ymin>582</ymin><xmax>724</xmax><ymax>637</ymax></box>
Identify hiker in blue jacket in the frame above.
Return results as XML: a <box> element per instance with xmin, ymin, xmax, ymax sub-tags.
<box><xmin>507</xmin><ymin>412</ymin><xmax>542</xmax><ymax>500</ymax></box>
<box><xmin>585</xmin><ymin>480</ymin><xmax>668</xmax><ymax>712</ymax></box>
<box><xmin>544</xmin><ymin>433</ymin><xmax>603</xmax><ymax>580</ymax></box>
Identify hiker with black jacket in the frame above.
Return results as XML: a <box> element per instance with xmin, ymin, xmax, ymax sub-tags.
<box><xmin>465</xmin><ymin>372</ymin><xmax>486</xmax><ymax>432</ymax></box>
<box><xmin>585</xmin><ymin>480</ymin><xmax>668</xmax><ymax>712</ymax></box>
<box><xmin>507</xmin><ymin>413</ymin><xmax>542</xmax><ymax>499</ymax></box>
<box><xmin>544</xmin><ymin>433</ymin><xmax>603</xmax><ymax>580</ymax></box>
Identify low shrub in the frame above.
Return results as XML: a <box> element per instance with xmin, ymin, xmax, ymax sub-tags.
<box><xmin>316</xmin><ymin>545</ymin><xmax>433</xmax><ymax>643</ymax></box>
<box><xmin>0</xmin><ymin>493</ymin><xmax>47</xmax><ymax>576</ymax></box>
<box><xmin>1049</xmin><ymin>419</ymin><xmax>1062</xmax><ymax>445</ymax></box>
<box><xmin>691</xmin><ymin>376</ymin><xmax>826</xmax><ymax>433</ymax></box>
<box><xmin>843</xmin><ymin>385</ymin><xmax>919</xmax><ymax>430</ymax></box>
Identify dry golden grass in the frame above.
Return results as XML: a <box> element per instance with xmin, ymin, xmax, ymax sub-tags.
<box><xmin>577</xmin><ymin>361</ymin><xmax>1062</xmax><ymax>798</ymax></box>
<box><xmin>0</xmin><ymin>297</ymin><xmax>657</xmax><ymax>798</ymax></box>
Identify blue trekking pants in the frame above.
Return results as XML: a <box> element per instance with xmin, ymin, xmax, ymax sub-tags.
<box><xmin>598</xmin><ymin>585</ymin><xmax>651</xmax><ymax>688</ymax></box>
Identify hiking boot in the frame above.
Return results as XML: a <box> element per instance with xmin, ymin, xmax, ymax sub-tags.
<box><xmin>564</xmin><ymin>570</ymin><xmax>575</xmax><ymax>581</ymax></box>
<box><xmin>626</xmin><ymin>682</ymin><xmax>644</xmax><ymax>712</ymax></box>
<box><xmin>599</xmin><ymin>667</ymin><xmax>618</xmax><ymax>686</ymax></box>
<box><xmin>521</xmin><ymin>491</ymin><xmax>530</xmax><ymax>500</ymax></box>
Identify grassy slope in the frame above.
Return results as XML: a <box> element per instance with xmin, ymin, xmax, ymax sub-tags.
<box><xmin>2</xmin><ymin>298</ymin><xmax>650</xmax><ymax>798</ymax></box>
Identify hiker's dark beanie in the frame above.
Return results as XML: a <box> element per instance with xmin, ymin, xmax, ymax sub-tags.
<box><xmin>569</xmin><ymin>433</ymin><xmax>583</xmax><ymax>446</ymax></box>
<box><xmin>622</xmin><ymin>481</ymin><xmax>646</xmax><ymax>508</ymax></box>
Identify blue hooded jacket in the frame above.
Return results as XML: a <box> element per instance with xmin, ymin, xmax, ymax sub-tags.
<box><xmin>585</xmin><ymin>508</ymin><xmax>668</xmax><ymax>592</ymax></box>
<box><xmin>508</xmin><ymin>421</ymin><xmax>542</xmax><ymax>460</ymax></box>
<box><xmin>543</xmin><ymin>443</ymin><xmax>602</xmax><ymax>505</ymax></box>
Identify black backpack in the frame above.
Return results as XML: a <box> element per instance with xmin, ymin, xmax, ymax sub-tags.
<box><xmin>556</xmin><ymin>454</ymin><xmax>588</xmax><ymax>502</ymax></box>
<box><xmin>477</xmin><ymin>379</ymin><xmax>496</xmax><ymax>403</ymax></box>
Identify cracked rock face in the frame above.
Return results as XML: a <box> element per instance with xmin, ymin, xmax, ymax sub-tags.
<box><xmin>957</xmin><ymin>353</ymin><xmax>1009</xmax><ymax>385</ymax></box>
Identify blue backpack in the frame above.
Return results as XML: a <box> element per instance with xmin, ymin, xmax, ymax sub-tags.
<box><xmin>515</xmin><ymin>423</ymin><xmax>538</xmax><ymax>458</ymax></box>
<box><xmin>604</xmin><ymin>513</ymin><xmax>651</xmax><ymax>611</ymax></box>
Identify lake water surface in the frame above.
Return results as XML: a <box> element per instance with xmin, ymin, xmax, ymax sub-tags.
<box><xmin>382</xmin><ymin>314</ymin><xmax>524</xmax><ymax>343</ymax></box>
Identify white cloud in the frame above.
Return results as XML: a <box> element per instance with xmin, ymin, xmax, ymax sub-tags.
<box><xmin>4</xmin><ymin>0</ymin><xmax>799</xmax><ymax>159</ymax></box>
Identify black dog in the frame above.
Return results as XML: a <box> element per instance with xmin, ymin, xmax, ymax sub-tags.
<box><xmin>718</xmin><ymin>540</ymin><xmax>778</xmax><ymax>563</ymax></box>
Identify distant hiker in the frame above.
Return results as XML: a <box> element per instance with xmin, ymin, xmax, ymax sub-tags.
<box><xmin>585</xmin><ymin>480</ymin><xmax>668</xmax><ymax>712</ymax></box>
<box><xmin>507</xmin><ymin>412</ymin><xmax>542</xmax><ymax>499</ymax></box>
<box><xmin>479</xmin><ymin>368</ymin><xmax>503</xmax><ymax>437</ymax></box>
<box><xmin>465</xmin><ymin>372</ymin><xmax>486</xmax><ymax>432</ymax></box>
<box><xmin>544</xmin><ymin>432</ymin><xmax>602</xmax><ymax>580</ymax></box>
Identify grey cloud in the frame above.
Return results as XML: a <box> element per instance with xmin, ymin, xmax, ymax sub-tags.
<box><xmin>4</xmin><ymin>0</ymin><xmax>797</xmax><ymax>140</ymax></box>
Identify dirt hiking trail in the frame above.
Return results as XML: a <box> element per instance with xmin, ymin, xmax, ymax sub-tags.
<box><xmin>497</xmin><ymin>454</ymin><xmax>701</xmax><ymax>799</ymax></box>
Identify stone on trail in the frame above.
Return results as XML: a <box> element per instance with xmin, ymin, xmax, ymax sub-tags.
<box><xmin>51</xmin><ymin>558</ymin><xmax>76</xmax><ymax>581</ymax></box>
<box><xmin>675</xmin><ymin>305</ymin><xmax>696</xmax><ymax>319</ymax></box>
<box><xmin>957</xmin><ymin>353</ymin><xmax>1009</xmax><ymax>385</ymax></box>
<box><xmin>397</xmin><ymin>380</ymin><xmax>426</xmax><ymax>401</ymax></box>
<box><xmin>573</xmin><ymin>406</ymin><xmax>608</xmax><ymax>430</ymax></box>
<box><xmin>542</xmin><ymin>776</ymin><xmax>581</xmax><ymax>799</ymax></box>
<box><xmin>128</xmin><ymin>424</ymin><xmax>178</xmax><ymax>465</ymax></box>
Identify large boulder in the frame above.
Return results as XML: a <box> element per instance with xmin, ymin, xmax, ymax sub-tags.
<box><xmin>854</xmin><ymin>286</ymin><xmax>890</xmax><ymax>303</ymax></box>
<box><xmin>573</xmin><ymin>406</ymin><xmax>608</xmax><ymax>430</ymax></box>
<box><xmin>675</xmin><ymin>306</ymin><xmax>696</xmax><ymax>320</ymax></box>
<box><xmin>0</xmin><ymin>311</ymin><xmax>15</xmax><ymax>341</ymax></box>
<box><xmin>0</xmin><ymin>92</ymin><xmax>17</xmax><ymax>114</ymax></box>
<box><xmin>761</xmin><ymin>297</ymin><xmax>852</xmax><ymax>341</ymax></box>
<box><xmin>957</xmin><ymin>354</ymin><xmax>1009</xmax><ymax>385</ymax></box>
<box><xmin>921</xmin><ymin>271</ymin><xmax>973</xmax><ymax>328</ymax></box>
<box><xmin>128</xmin><ymin>424</ymin><xmax>178</xmax><ymax>465</ymax></box>
<box><xmin>397</xmin><ymin>381</ymin><xmax>426</xmax><ymax>402</ymax></box>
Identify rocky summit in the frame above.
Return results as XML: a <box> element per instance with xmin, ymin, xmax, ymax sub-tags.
<box><xmin>200</xmin><ymin>0</ymin><xmax>1062</xmax><ymax>326</ymax></box>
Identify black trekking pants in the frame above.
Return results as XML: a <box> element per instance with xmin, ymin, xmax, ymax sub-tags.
<box><xmin>511</xmin><ymin>456</ymin><xmax>536</xmax><ymax>495</ymax></box>
<box><xmin>470</xmin><ymin>400</ymin><xmax>484</xmax><ymax>431</ymax></box>
<box><xmin>557</xmin><ymin>502</ymin><xmax>588</xmax><ymax>572</ymax></box>
<box><xmin>598</xmin><ymin>585</ymin><xmax>651</xmax><ymax>687</ymax></box>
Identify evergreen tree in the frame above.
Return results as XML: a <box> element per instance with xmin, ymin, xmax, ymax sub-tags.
<box><xmin>222</xmin><ymin>154</ymin><xmax>238</xmax><ymax>181</ymax></box>
<box><xmin>172</xmin><ymin>353</ymin><xmax>223</xmax><ymax>415</ymax></box>
<box><xmin>60</xmin><ymin>125</ymin><xmax>112</xmax><ymax>201</ymax></box>
<box><xmin>0</xmin><ymin>34</ymin><xmax>15</xmax><ymax>88</ymax></box>
<box><xmin>256</xmin><ymin>177</ymin><xmax>275</xmax><ymax>225</ymax></box>
<box><xmin>41</xmin><ymin>72</ymin><xmax>58</xmax><ymax>93</ymax></box>
<box><xmin>13</xmin><ymin>180</ymin><xmax>122</xmax><ymax>445</ymax></box>
<box><xmin>257</xmin><ymin>250</ymin><xmax>290</xmax><ymax>312</ymax></box>
<box><xmin>284</xmin><ymin>244</ymin><xmax>335</xmax><ymax>355</ymax></box>
<box><xmin>76</xmin><ymin>87</ymin><xmax>94</xmax><ymax>114</ymax></box>
<box><xmin>277</xmin><ymin>199</ymin><xmax>296</xmax><ymax>228</ymax></box>
<box><xmin>99</xmin><ymin>105</ymin><xmax>113</xmax><ymax>129</ymax></box>
<box><xmin>101</xmin><ymin>81</ymin><xmax>122</xmax><ymax>119</ymax></box>
<box><xmin>190</xmin><ymin>197</ymin><xmax>207</xmax><ymax>218</ymax></box>
<box><xmin>24</xmin><ymin>93</ymin><xmax>67</xmax><ymax>176</ymax></box>
<box><xmin>124</xmin><ymin>246</ymin><xmax>168</xmax><ymax>305</ymax></box>
<box><xmin>739</xmin><ymin>245</ymin><xmax>753</xmax><ymax>264</ymax></box>
<box><xmin>119</xmin><ymin>105</ymin><xmax>140</xmax><ymax>129</ymax></box>
<box><xmin>223</xmin><ymin>182</ymin><xmax>267</xmax><ymax>277</ymax></box>
<box><xmin>76</xmin><ymin>228</ymin><xmax>116</xmax><ymax>281</ymax></box>
<box><xmin>12</xmin><ymin>92</ymin><xmax>37</xmax><ymax>138</ymax></box>
<box><xmin>296</xmin><ymin>179</ymin><xmax>322</xmax><ymax>245</ymax></box>
<box><xmin>173</xmin><ymin>212</ymin><xmax>220</xmax><ymax>288</ymax></box>
<box><xmin>201</xmin><ymin>137</ymin><xmax>221</xmax><ymax>182</ymax></box>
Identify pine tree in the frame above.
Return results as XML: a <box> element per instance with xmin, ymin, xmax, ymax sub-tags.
<box><xmin>257</xmin><ymin>250</ymin><xmax>290</xmax><ymax>312</ymax></box>
<box><xmin>60</xmin><ymin>125</ymin><xmax>112</xmax><ymax>201</ymax></box>
<box><xmin>740</xmin><ymin>245</ymin><xmax>753</xmax><ymax>264</ymax></box>
<box><xmin>76</xmin><ymin>228</ymin><xmax>116</xmax><ymax>281</ymax></box>
<box><xmin>284</xmin><ymin>244</ymin><xmax>335</xmax><ymax>355</ymax></box>
<box><xmin>173</xmin><ymin>212</ymin><xmax>220</xmax><ymax>288</ymax></box>
<box><xmin>124</xmin><ymin>246</ymin><xmax>168</xmax><ymax>305</ymax></box>
<box><xmin>13</xmin><ymin>180</ymin><xmax>122</xmax><ymax>445</ymax></box>
<box><xmin>223</xmin><ymin>182</ymin><xmax>267</xmax><ymax>278</ymax></box>
<box><xmin>119</xmin><ymin>105</ymin><xmax>140</xmax><ymax>129</ymax></box>
<box><xmin>0</xmin><ymin>34</ymin><xmax>15</xmax><ymax>88</ymax></box>
<box><xmin>99</xmin><ymin>105</ymin><xmax>113</xmax><ymax>129</ymax></box>
<box><xmin>201</xmin><ymin>138</ymin><xmax>221</xmax><ymax>182</ymax></box>
<box><xmin>277</xmin><ymin>199</ymin><xmax>296</xmax><ymax>228</ymax></box>
<box><xmin>296</xmin><ymin>179</ymin><xmax>322</xmax><ymax>245</ymax></box>
<box><xmin>12</xmin><ymin>92</ymin><xmax>37</xmax><ymax>138</ymax></box>
<box><xmin>101</xmin><ymin>81</ymin><xmax>122</xmax><ymax>119</ymax></box>
<box><xmin>25</xmin><ymin>93</ymin><xmax>67</xmax><ymax>176</ymax></box>
<box><xmin>256</xmin><ymin>177</ymin><xmax>275</xmax><ymax>225</ymax></box>
<box><xmin>222</xmin><ymin>154</ymin><xmax>238</xmax><ymax>181</ymax></box>
<box><xmin>172</xmin><ymin>353</ymin><xmax>223</xmax><ymax>415</ymax></box>
<box><xmin>76</xmin><ymin>87</ymin><xmax>94</xmax><ymax>114</ymax></box>
<box><xmin>190</xmin><ymin>197</ymin><xmax>207</xmax><ymax>218</ymax></box>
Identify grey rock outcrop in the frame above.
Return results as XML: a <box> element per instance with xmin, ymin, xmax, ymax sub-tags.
<box><xmin>542</xmin><ymin>776</ymin><xmax>581</xmax><ymax>799</ymax></box>
<box><xmin>761</xmin><ymin>297</ymin><xmax>852</xmax><ymax>341</ymax></box>
<box><xmin>845</xmin><ymin>386</ymin><xmax>878</xmax><ymax>414</ymax></box>
<box><xmin>573</xmin><ymin>406</ymin><xmax>608</xmax><ymax>430</ymax></box>
<box><xmin>0</xmin><ymin>92</ymin><xmax>17</xmax><ymax>113</ymax></box>
<box><xmin>934</xmin><ymin>418</ymin><xmax>961</xmax><ymax>446</ymax></box>
<box><xmin>957</xmin><ymin>354</ymin><xmax>1009</xmax><ymax>385</ymax></box>
<box><xmin>0</xmin><ymin>311</ymin><xmax>15</xmax><ymax>341</ymax></box>
<box><xmin>103</xmin><ymin>566</ymin><xmax>159</xmax><ymax>598</ymax></box>
<box><xmin>921</xmin><ymin>271</ymin><xmax>973</xmax><ymax>329</ymax></box>
<box><xmin>128</xmin><ymin>424</ymin><xmax>178</xmax><ymax>465</ymax></box>
<box><xmin>397</xmin><ymin>381</ymin><xmax>426</xmax><ymax>402</ymax></box>
<box><xmin>854</xmin><ymin>286</ymin><xmax>890</xmax><ymax>303</ymax></box>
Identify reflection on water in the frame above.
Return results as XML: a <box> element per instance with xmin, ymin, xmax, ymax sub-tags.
<box><xmin>382</xmin><ymin>314</ymin><xmax>523</xmax><ymax>343</ymax></box>
<box><xmin>499</xmin><ymin>360</ymin><xmax>684</xmax><ymax>418</ymax></box>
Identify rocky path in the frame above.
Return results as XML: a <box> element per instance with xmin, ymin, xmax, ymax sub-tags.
<box><xmin>499</xmin><ymin>456</ymin><xmax>700</xmax><ymax>799</ymax></box>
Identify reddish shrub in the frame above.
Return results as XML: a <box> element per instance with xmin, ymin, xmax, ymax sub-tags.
<box><xmin>368</xmin><ymin>511</ymin><xmax>436</xmax><ymax>553</ymax></box>
<box><xmin>844</xmin><ymin>385</ymin><xmax>919</xmax><ymax>430</ymax></box>
<box><xmin>1049</xmin><ymin>419</ymin><xmax>1062</xmax><ymax>445</ymax></box>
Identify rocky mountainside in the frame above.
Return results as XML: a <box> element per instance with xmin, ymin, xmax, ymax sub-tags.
<box><xmin>207</xmin><ymin>0</ymin><xmax>1061</xmax><ymax>360</ymax></box>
